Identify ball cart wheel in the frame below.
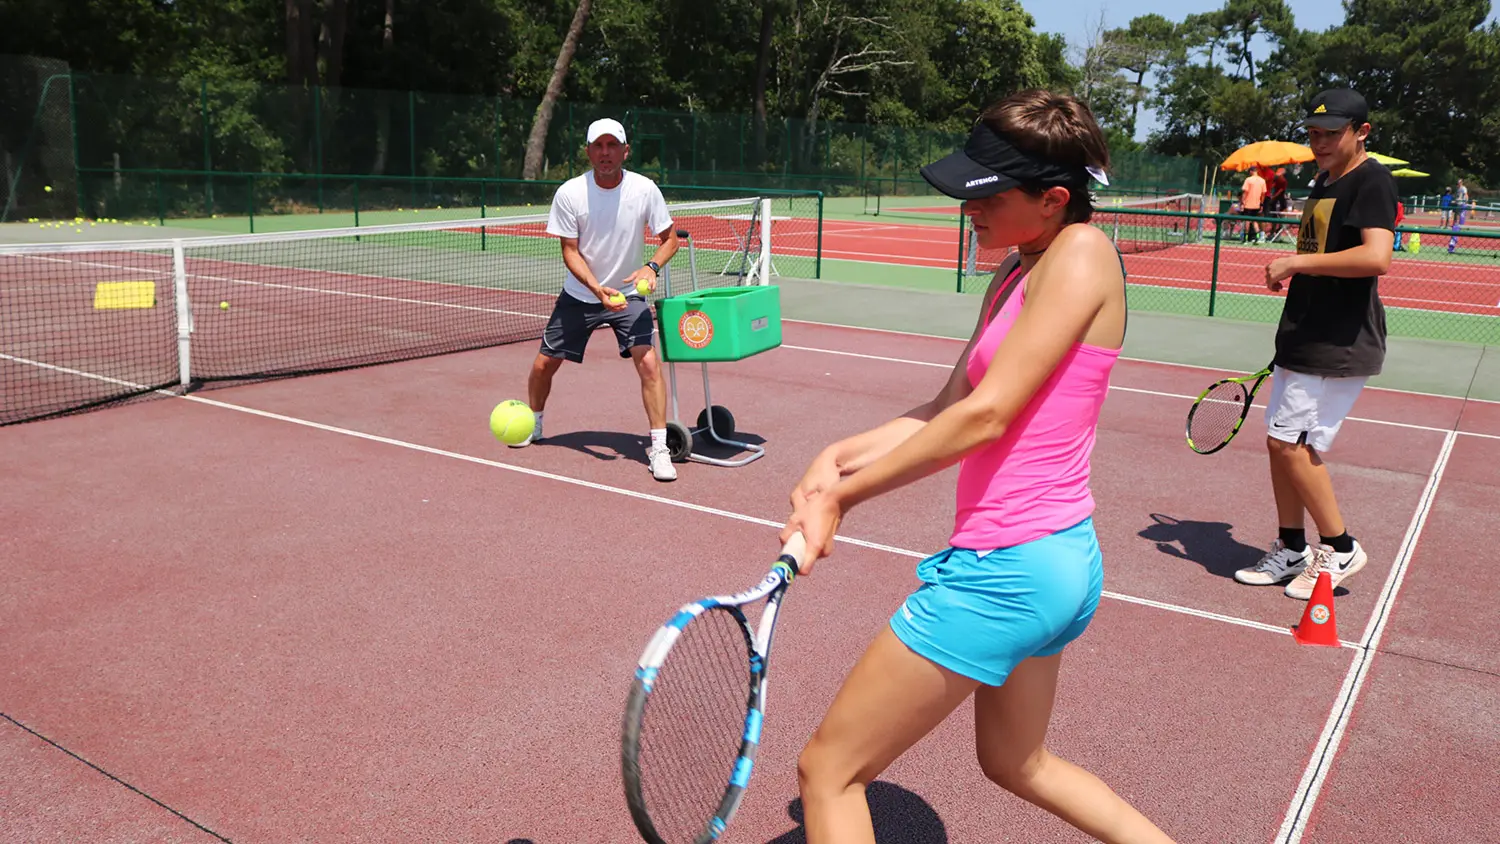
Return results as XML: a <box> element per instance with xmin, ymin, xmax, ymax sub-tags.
<box><xmin>665</xmin><ymin>421</ymin><xmax>693</xmax><ymax>461</ymax></box>
<box><xmin>695</xmin><ymin>405</ymin><xmax>736</xmax><ymax>439</ymax></box>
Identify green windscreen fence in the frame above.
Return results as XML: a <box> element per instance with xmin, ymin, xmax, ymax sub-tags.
<box><xmin>2</xmin><ymin>55</ymin><xmax>1205</xmax><ymax>224</ymax></box>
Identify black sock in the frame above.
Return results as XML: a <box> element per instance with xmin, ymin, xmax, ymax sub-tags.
<box><xmin>1321</xmin><ymin>532</ymin><xmax>1355</xmax><ymax>554</ymax></box>
<box><xmin>1279</xmin><ymin>527</ymin><xmax>1307</xmax><ymax>553</ymax></box>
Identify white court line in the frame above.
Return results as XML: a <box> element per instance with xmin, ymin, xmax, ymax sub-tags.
<box><xmin>156</xmin><ymin>391</ymin><xmax>1306</xmax><ymax>644</ymax></box>
<box><xmin>0</xmin><ymin>353</ymin><xmax>165</xmax><ymax>390</ymax></box>
<box><xmin>1275</xmin><ymin>431</ymin><xmax>1458</xmax><ymax>843</ymax></box>
<box><xmin>780</xmin><ymin>316</ymin><xmax>1500</xmax><ymax>407</ymax></box>
<box><xmin>777</xmin><ymin>344</ymin><xmax>1500</xmax><ymax>441</ymax></box>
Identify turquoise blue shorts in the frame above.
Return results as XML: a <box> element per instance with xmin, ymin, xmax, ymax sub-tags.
<box><xmin>889</xmin><ymin>517</ymin><xmax>1105</xmax><ymax>687</ymax></box>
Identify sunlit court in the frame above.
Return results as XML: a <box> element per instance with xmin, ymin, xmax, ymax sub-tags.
<box><xmin>5</xmin><ymin>3</ymin><xmax>1500</xmax><ymax>843</ymax></box>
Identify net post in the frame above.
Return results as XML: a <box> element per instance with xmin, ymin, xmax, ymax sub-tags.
<box><xmin>759</xmin><ymin>197</ymin><xmax>773</xmax><ymax>285</ymax></box>
<box><xmin>815</xmin><ymin>192</ymin><xmax>823</xmax><ymax>279</ymax></box>
<box><xmin>1208</xmin><ymin>209</ymin><xmax>1223</xmax><ymax>317</ymax></box>
<box><xmin>955</xmin><ymin>214</ymin><xmax>967</xmax><ymax>293</ymax></box>
<box><xmin>172</xmin><ymin>241</ymin><xmax>193</xmax><ymax>391</ymax></box>
<box><xmin>68</xmin><ymin>72</ymin><xmax>80</xmax><ymax>219</ymax></box>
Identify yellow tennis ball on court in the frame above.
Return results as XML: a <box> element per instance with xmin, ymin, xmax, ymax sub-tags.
<box><xmin>636</xmin><ymin>279</ymin><xmax>651</xmax><ymax>296</ymax></box>
<box><xmin>489</xmin><ymin>399</ymin><xmax>535</xmax><ymax>445</ymax></box>
<box><xmin>220</xmin><ymin>301</ymin><xmax>229</xmax><ymax>310</ymax></box>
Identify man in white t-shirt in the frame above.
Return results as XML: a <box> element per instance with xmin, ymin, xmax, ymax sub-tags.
<box><xmin>515</xmin><ymin>117</ymin><xmax>681</xmax><ymax>482</ymax></box>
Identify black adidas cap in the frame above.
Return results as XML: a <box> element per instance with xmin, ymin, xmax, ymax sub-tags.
<box><xmin>1304</xmin><ymin>89</ymin><xmax>1369</xmax><ymax>130</ymax></box>
<box><xmin>919</xmin><ymin>121</ymin><xmax>1102</xmax><ymax>200</ymax></box>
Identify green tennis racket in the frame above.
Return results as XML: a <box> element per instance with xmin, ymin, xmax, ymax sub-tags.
<box><xmin>1186</xmin><ymin>364</ymin><xmax>1273</xmax><ymax>454</ymax></box>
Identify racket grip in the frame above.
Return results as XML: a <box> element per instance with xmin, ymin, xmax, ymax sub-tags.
<box><xmin>778</xmin><ymin>531</ymin><xmax>807</xmax><ymax>575</ymax></box>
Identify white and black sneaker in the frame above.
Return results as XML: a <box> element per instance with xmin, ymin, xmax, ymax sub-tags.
<box><xmin>1285</xmin><ymin>541</ymin><xmax>1368</xmax><ymax>600</ymax></box>
<box><xmin>1234</xmin><ymin>539</ymin><xmax>1312</xmax><ymax>585</ymax></box>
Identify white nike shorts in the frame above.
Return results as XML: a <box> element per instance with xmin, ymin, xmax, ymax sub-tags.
<box><xmin>1263</xmin><ymin>366</ymin><xmax>1368</xmax><ymax>452</ymax></box>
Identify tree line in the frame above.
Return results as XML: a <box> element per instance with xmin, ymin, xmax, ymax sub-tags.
<box><xmin>4</xmin><ymin>0</ymin><xmax>1495</xmax><ymax>189</ymax></box>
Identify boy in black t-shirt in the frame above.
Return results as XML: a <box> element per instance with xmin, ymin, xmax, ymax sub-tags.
<box><xmin>1234</xmin><ymin>89</ymin><xmax>1397</xmax><ymax>601</ymax></box>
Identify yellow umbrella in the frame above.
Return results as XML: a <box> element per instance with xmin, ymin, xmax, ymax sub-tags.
<box><xmin>1390</xmin><ymin>168</ymin><xmax>1430</xmax><ymax>178</ymax></box>
<box><xmin>1221</xmin><ymin>140</ymin><xmax>1315</xmax><ymax>171</ymax></box>
<box><xmin>1369</xmin><ymin>152</ymin><xmax>1408</xmax><ymax>166</ymax></box>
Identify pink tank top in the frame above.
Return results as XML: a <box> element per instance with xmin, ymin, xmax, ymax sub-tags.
<box><xmin>951</xmin><ymin>263</ymin><xmax>1121</xmax><ymax>550</ymax></box>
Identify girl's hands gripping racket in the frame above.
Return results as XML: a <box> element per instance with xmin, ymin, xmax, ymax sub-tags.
<box><xmin>621</xmin><ymin>532</ymin><xmax>807</xmax><ymax>844</ymax></box>
<box><xmin>1186</xmin><ymin>364</ymin><xmax>1273</xmax><ymax>454</ymax></box>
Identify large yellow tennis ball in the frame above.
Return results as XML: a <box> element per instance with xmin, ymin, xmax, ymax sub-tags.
<box><xmin>489</xmin><ymin>399</ymin><xmax>535</xmax><ymax>445</ymax></box>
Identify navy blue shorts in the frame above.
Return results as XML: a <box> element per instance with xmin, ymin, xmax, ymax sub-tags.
<box><xmin>540</xmin><ymin>292</ymin><xmax>655</xmax><ymax>363</ymax></box>
<box><xmin>890</xmin><ymin>517</ymin><xmax>1105</xmax><ymax>687</ymax></box>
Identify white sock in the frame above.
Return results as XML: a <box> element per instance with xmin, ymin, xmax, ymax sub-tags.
<box><xmin>650</xmin><ymin>427</ymin><xmax>666</xmax><ymax>450</ymax></box>
<box><xmin>533</xmin><ymin>411</ymin><xmax>545</xmax><ymax>437</ymax></box>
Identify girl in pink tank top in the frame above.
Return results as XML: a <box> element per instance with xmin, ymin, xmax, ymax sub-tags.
<box><xmin>952</xmin><ymin>259</ymin><xmax>1121</xmax><ymax>550</ymax></box>
<box><xmin>778</xmin><ymin>90</ymin><xmax>1176</xmax><ymax>844</ymax></box>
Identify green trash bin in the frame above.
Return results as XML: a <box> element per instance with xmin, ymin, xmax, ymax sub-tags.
<box><xmin>656</xmin><ymin>285</ymin><xmax>782</xmax><ymax>363</ymax></box>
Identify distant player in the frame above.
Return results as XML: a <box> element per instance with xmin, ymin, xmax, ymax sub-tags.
<box><xmin>515</xmin><ymin>118</ymin><xmax>681</xmax><ymax>482</ymax></box>
<box><xmin>1237</xmin><ymin>89</ymin><xmax>1397</xmax><ymax>599</ymax></box>
<box><xmin>1241</xmin><ymin>167</ymin><xmax>1267</xmax><ymax>243</ymax></box>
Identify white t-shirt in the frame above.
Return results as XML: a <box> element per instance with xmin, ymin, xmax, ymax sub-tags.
<box><xmin>546</xmin><ymin>170</ymin><xmax>673</xmax><ymax>303</ymax></box>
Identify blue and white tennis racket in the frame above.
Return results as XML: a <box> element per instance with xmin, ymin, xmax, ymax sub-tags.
<box><xmin>621</xmin><ymin>532</ymin><xmax>806</xmax><ymax>844</ymax></box>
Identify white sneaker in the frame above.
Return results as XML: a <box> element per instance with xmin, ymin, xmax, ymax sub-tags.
<box><xmin>648</xmin><ymin>445</ymin><xmax>677</xmax><ymax>482</ymax></box>
<box><xmin>509</xmin><ymin>415</ymin><xmax>543</xmax><ymax>448</ymax></box>
<box><xmin>1234</xmin><ymin>539</ymin><xmax>1311</xmax><ymax>585</ymax></box>
<box><xmin>1285</xmin><ymin>541</ymin><xmax>1368</xmax><ymax>600</ymax></box>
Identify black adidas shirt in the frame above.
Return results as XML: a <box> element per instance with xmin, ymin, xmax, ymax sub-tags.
<box><xmin>1274</xmin><ymin>157</ymin><xmax>1398</xmax><ymax>378</ymax></box>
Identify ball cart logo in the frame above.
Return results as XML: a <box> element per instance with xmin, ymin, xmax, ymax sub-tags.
<box><xmin>1309</xmin><ymin>603</ymin><xmax>1331</xmax><ymax>625</ymax></box>
<box><xmin>679</xmin><ymin>310</ymin><xmax>714</xmax><ymax>349</ymax></box>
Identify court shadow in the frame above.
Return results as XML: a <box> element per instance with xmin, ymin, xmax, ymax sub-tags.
<box><xmin>766</xmin><ymin>781</ymin><xmax>947</xmax><ymax>843</ymax></box>
<box><xmin>1138</xmin><ymin>513</ymin><xmax>1267</xmax><ymax>580</ymax></box>
<box><xmin>538</xmin><ymin>430</ymin><xmax>651</xmax><ymax>466</ymax></box>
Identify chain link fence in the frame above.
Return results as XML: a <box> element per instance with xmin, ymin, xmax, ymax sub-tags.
<box><xmin>960</xmin><ymin>203</ymin><xmax>1500</xmax><ymax>345</ymax></box>
<box><xmin>3</xmin><ymin>56</ymin><xmax>1205</xmax><ymax>224</ymax></box>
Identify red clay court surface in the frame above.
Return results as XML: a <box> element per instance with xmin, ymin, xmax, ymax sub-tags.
<box><xmin>803</xmin><ymin>218</ymin><xmax>1500</xmax><ymax>316</ymax></box>
<box><xmin>4</xmin><ymin>320</ymin><xmax>1499</xmax><ymax>843</ymax></box>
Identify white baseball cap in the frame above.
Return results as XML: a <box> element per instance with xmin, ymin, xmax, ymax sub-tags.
<box><xmin>587</xmin><ymin>118</ymin><xmax>627</xmax><ymax>144</ymax></box>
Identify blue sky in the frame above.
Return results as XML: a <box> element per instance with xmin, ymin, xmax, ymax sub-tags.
<box><xmin>1018</xmin><ymin>0</ymin><xmax>1354</xmax><ymax>141</ymax></box>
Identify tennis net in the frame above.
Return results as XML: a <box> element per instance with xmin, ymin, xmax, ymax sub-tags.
<box><xmin>2</xmin><ymin>196</ymin><xmax>803</xmax><ymax>425</ymax></box>
<box><xmin>959</xmin><ymin>192</ymin><xmax>1205</xmax><ymax>292</ymax></box>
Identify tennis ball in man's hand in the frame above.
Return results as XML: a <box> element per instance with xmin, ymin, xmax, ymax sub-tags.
<box><xmin>636</xmin><ymin>278</ymin><xmax>652</xmax><ymax>296</ymax></box>
<box><xmin>609</xmin><ymin>292</ymin><xmax>626</xmax><ymax>306</ymax></box>
<box><xmin>489</xmin><ymin>399</ymin><xmax>535</xmax><ymax>446</ymax></box>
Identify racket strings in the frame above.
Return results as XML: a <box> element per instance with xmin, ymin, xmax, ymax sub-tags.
<box><xmin>638</xmin><ymin>606</ymin><xmax>755</xmax><ymax>842</ymax></box>
<box><xmin>1189</xmin><ymin>381</ymin><xmax>1250</xmax><ymax>447</ymax></box>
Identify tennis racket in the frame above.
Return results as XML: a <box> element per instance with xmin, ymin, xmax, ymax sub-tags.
<box><xmin>621</xmin><ymin>532</ymin><xmax>807</xmax><ymax>844</ymax></box>
<box><xmin>1185</xmin><ymin>364</ymin><xmax>1274</xmax><ymax>454</ymax></box>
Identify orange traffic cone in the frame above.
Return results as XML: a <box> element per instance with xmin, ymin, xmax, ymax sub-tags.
<box><xmin>1292</xmin><ymin>571</ymin><xmax>1340</xmax><ymax>646</ymax></box>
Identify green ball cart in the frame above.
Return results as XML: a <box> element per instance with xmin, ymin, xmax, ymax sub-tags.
<box><xmin>652</xmin><ymin>226</ymin><xmax>782</xmax><ymax>467</ymax></box>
